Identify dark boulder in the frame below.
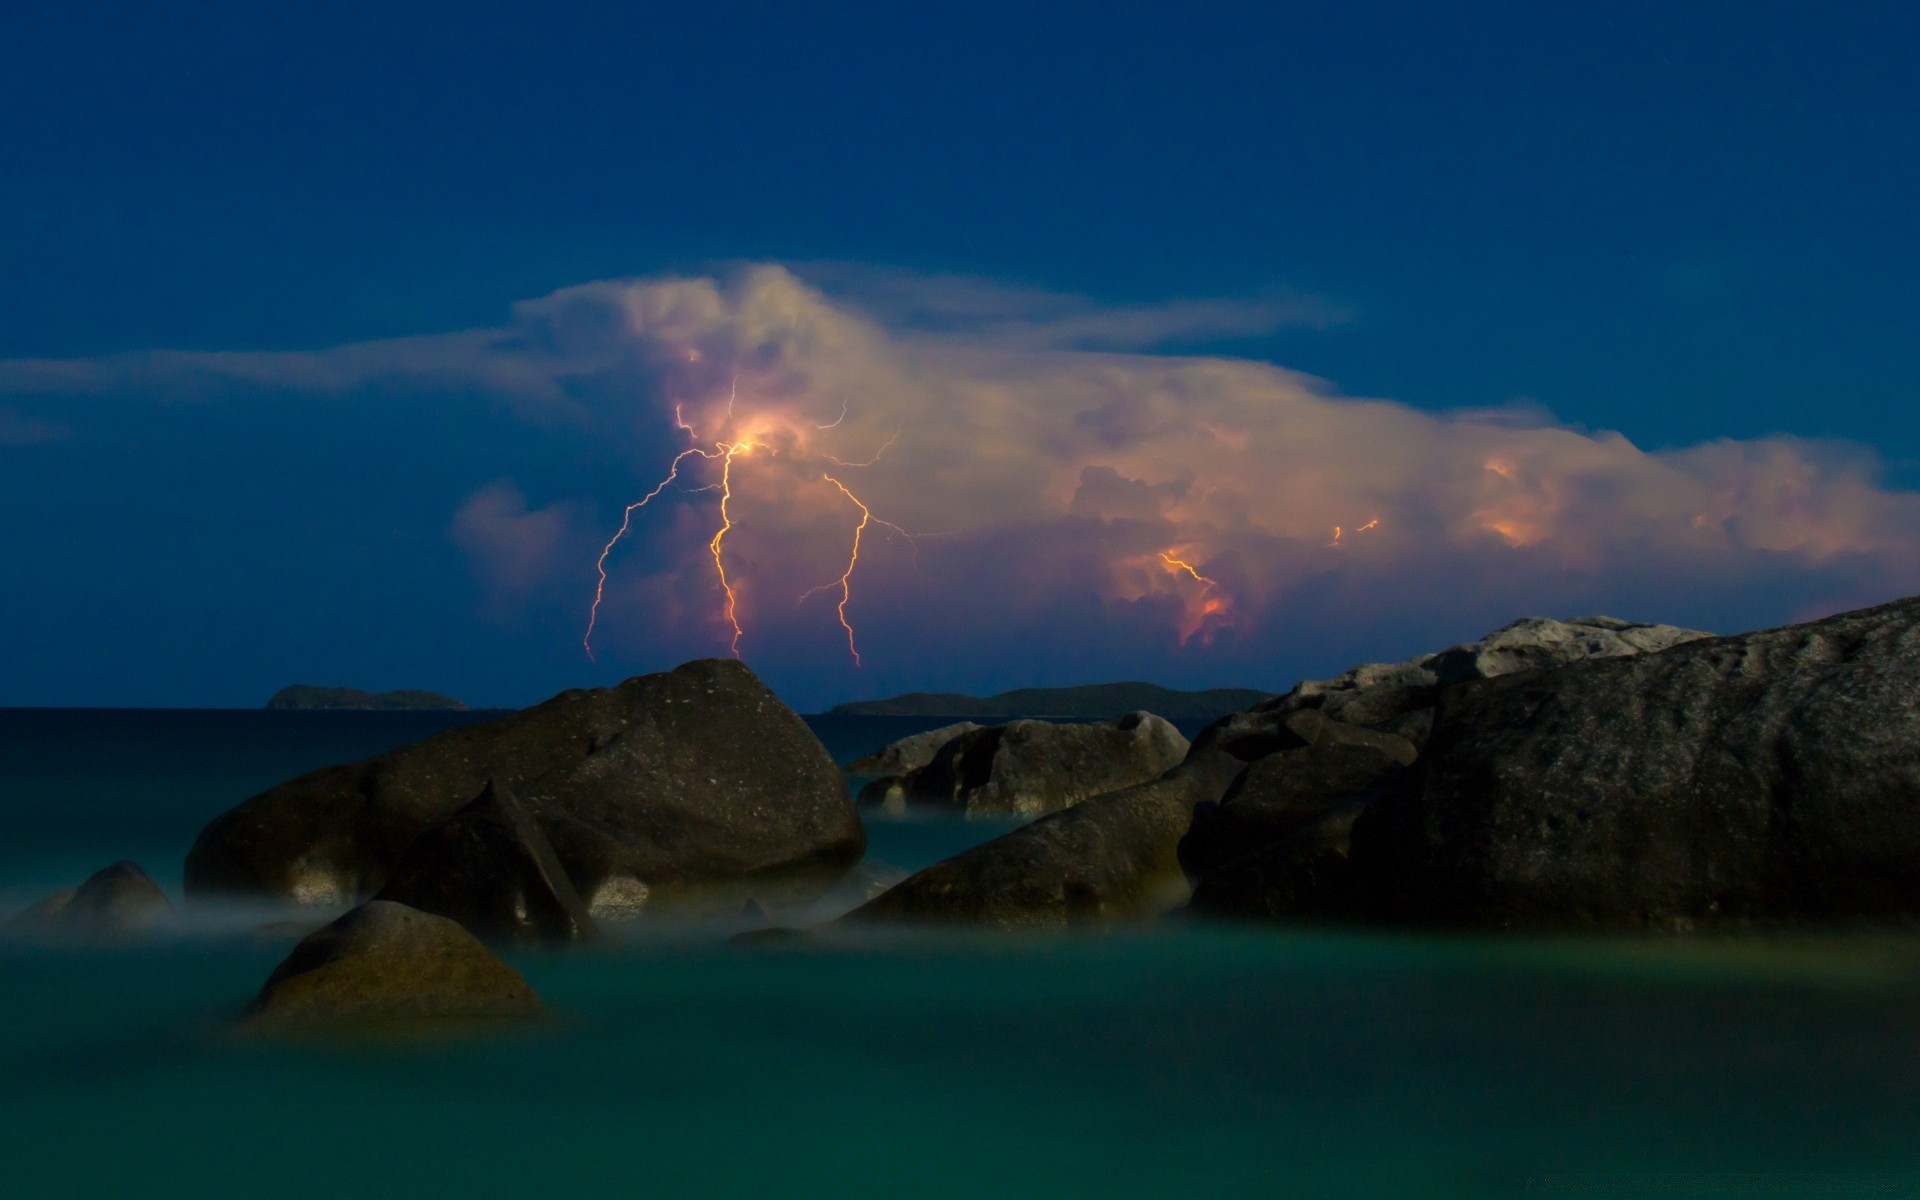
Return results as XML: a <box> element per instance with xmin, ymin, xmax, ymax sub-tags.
<box><xmin>1353</xmin><ymin>595</ymin><xmax>1920</xmax><ymax>930</ymax></box>
<box><xmin>847</xmin><ymin>751</ymin><xmax>1244</xmax><ymax>929</ymax></box>
<box><xmin>374</xmin><ymin>779</ymin><xmax>597</xmax><ymax>946</ymax></box>
<box><xmin>244</xmin><ymin>901</ymin><xmax>546</xmax><ymax>1034</ymax></box>
<box><xmin>6</xmin><ymin>861</ymin><xmax>172</xmax><ymax>940</ymax></box>
<box><xmin>1178</xmin><ymin>730</ymin><xmax>1414</xmax><ymax>881</ymax></box>
<box><xmin>1188</xmin><ymin>706</ymin><xmax>1418</xmax><ymax>767</ymax></box>
<box><xmin>186</xmin><ymin>659</ymin><xmax>864</xmax><ymax>915</ymax></box>
<box><xmin>846</xmin><ymin>722</ymin><xmax>982</xmax><ymax>776</ymax></box>
<box><xmin>865</xmin><ymin>712</ymin><xmax>1189</xmax><ymax>818</ymax></box>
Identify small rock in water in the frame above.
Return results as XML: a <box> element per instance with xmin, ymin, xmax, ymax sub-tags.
<box><xmin>845</xmin><ymin>722</ymin><xmax>982</xmax><ymax>776</ymax></box>
<box><xmin>244</xmin><ymin>901</ymin><xmax>546</xmax><ymax>1035</ymax></box>
<box><xmin>5</xmin><ymin>860</ymin><xmax>172</xmax><ymax>941</ymax></box>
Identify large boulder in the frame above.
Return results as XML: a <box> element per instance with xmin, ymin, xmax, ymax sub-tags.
<box><xmin>5</xmin><ymin>861</ymin><xmax>172</xmax><ymax>940</ymax></box>
<box><xmin>1177</xmin><ymin>726</ymin><xmax>1415</xmax><ymax>882</ymax></box>
<box><xmin>1351</xmin><ymin>595</ymin><xmax>1920</xmax><ymax>929</ymax></box>
<box><xmin>1194</xmin><ymin>615</ymin><xmax>1709</xmax><ymax>753</ymax></box>
<box><xmin>186</xmin><ymin>659</ymin><xmax>864</xmax><ymax>915</ymax></box>
<box><xmin>847</xmin><ymin>751</ymin><xmax>1245</xmax><ymax>929</ymax></box>
<box><xmin>244</xmin><ymin>901</ymin><xmax>545</xmax><ymax>1034</ymax></box>
<box><xmin>859</xmin><ymin>712</ymin><xmax>1189</xmax><ymax>818</ymax></box>
<box><xmin>845</xmin><ymin>722</ymin><xmax>982</xmax><ymax>776</ymax></box>
<box><xmin>373</xmin><ymin>779</ymin><xmax>597</xmax><ymax>946</ymax></box>
<box><xmin>1187</xmin><ymin>802</ymin><xmax>1370</xmax><ymax>920</ymax></box>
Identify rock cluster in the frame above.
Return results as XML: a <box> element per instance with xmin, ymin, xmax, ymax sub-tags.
<box><xmin>856</xmin><ymin>712</ymin><xmax>1188</xmax><ymax>817</ymax></box>
<box><xmin>5</xmin><ymin>861</ymin><xmax>173</xmax><ymax>941</ymax></box>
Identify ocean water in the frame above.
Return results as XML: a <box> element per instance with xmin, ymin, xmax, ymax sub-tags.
<box><xmin>2</xmin><ymin>709</ymin><xmax>1917</xmax><ymax>1198</ymax></box>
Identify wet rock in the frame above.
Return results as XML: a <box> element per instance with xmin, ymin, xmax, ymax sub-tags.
<box><xmin>185</xmin><ymin>659</ymin><xmax>863</xmax><ymax>913</ymax></box>
<box><xmin>1354</xmin><ymin>595</ymin><xmax>1920</xmax><ymax>929</ymax></box>
<box><xmin>5</xmin><ymin>861</ymin><xmax>172</xmax><ymax>940</ymax></box>
<box><xmin>870</xmin><ymin>712</ymin><xmax>1190</xmax><ymax>818</ymax></box>
<box><xmin>1193</xmin><ymin>615</ymin><xmax>1709</xmax><ymax>755</ymax></box>
<box><xmin>846</xmin><ymin>722</ymin><xmax>982</xmax><ymax>776</ymax></box>
<box><xmin>1178</xmin><ymin>732</ymin><xmax>1414</xmax><ymax>881</ymax></box>
<box><xmin>245</xmin><ymin>901</ymin><xmax>545</xmax><ymax>1034</ymax></box>
<box><xmin>847</xmin><ymin>751</ymin><xmax>1244</xmax><ymax>929</ymax></box>
<box><xmin>374</xmin><ymin>779</ymin><xmax>597</xmax><ymax>946</ymax></box>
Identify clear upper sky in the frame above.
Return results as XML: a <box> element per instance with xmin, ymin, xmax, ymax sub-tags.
<box><xmin>3</xmin><ymin>1</ymin><xmax>1917</xmax><ymax>708</ymax></box>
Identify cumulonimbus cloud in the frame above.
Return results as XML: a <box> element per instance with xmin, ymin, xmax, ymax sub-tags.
<box><xmin>8</xmin><ymin>264</ymin><xmax>1918</xmax><ymax>689</ymax></box>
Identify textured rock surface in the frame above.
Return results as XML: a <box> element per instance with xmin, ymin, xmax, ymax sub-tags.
<box><xmin>1353</xmin><ymin>596</ymin><xmax>1920</xmax><ymax>929</ymax></box>
<box><xmin>864</xmin><ymin>712</ymin><xmax>1190</xmax><ymax>817</ymax></box>
<box><xmin>1187</xmin><ymin>803</ymin><xmax>1370</xmax><ymax>920</ymax></box>
<box><xmin>5</xmin><ymin>861</ymin><xmax>172</xmax><ymax>940</ymax></box>
<box><xmin>245</xmin><ymin>901</ymin><xmax>545</xmax><ymax>1033</ymax></box>
<box><xmin>1194</xmin><ymin>616</ymin><xmax>1709</xmax><ymax>753</ymax></box>
<box><xmin>187</xmin><ymin>659</ymin><xmax>863</xmax><ymax>911</ymax></box>
<box><xmin>846</xmin><ymin>722</ymin><xmax>981</xmax><ymax>776</ymax></box>
<box><xmin>1178</xmin><ymin>732</ymin><xmax>1414</xmax><ymax>882</ymax></box>
<box><xmin>848</xmin><ymin>752</ymin><xmax>1244</xmax><ymax>928</ymax></box>
<box><xmin>374</xmin><ymin>780</ymin><xmax>597</xmax><ymax>945</ymax></box>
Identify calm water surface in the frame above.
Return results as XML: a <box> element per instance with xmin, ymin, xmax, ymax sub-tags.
<box><xmin>1</xmin><ymin>709</ymin><xmax>1915</xmax><ymax>1198</ymax></box>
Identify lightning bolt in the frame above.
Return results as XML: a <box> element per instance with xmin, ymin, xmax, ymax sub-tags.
<box><xmin>826</xmin><ymin>430</ymin><xmax>900</xmax><ymax>469</ymax></box>
<box><xmin>1330</xmin><ymin>517</ymin><xmax>1381</xmax><ymax>547</ymax></box>
<box><xmin>819</xmin><ymin>473</ymin><xmax>872</xmax><ymax>666</ymax></box>
<box><xmin>584</xmin><ymin>445</ymin><xmax>719</xmax><ymax>660</ymax></box>
<box><xmin>708</xmin><ymin>439</ymin><xmax>756</xmax><ymax>657</ymax></box>
<box><xmin>1160</xmin><ymin>551</ymin><xmax>1215</xmax><ymax>587</ymax></box>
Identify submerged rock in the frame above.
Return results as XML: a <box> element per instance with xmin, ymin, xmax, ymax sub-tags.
<box><xmin>185</xmin><ymin>659</ymin><xmax>863</xmax><ymax>913</ymax></box>
<box><xmin>1353</xmin><ymin>595</ymin><xmax>1920</xmax><ymax>929</ymax></box>
<box><xmin>1194</xmin><ymin>615</ymin><xmax>1709</xmax><ymax>753</ymax></box>
<box><xmin>862</xmin><ymin>712</ymin><xmax>1189</xmax><ymax>818</ymax></box>
<box><xmin>245</xmin><ymin>901</ymin><xmax>545</xmax><ymax>1033</ymax></box>
<box><xmin>848</xmin><ymin>751</ymin><xmax>1244</xmax><ymax>929</ymax></box>
<box><xmin>6</xmin><ymin>861</ymin><xmax>172</xmax><ymax>940</ymax></box>
<box><xmin>374</xmin><ymin>779</ymin><xmax>597</xmax><ymax>946</ymax></box>
<box><xmin>846</xmin><ymin>722</ymin><xmax>982</xmax><ymax>776</ymax></box>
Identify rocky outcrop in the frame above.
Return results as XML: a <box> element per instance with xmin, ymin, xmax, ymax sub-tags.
<box><xmin>1177</xmin><ymin>726</ymin><xmax>1415</xmax><ymax>882</ymax></box>
<box><xmin>1348</xmin><ymin>595</ymin><xmax>1920</xmax><ymax>929</ymax></box>
<box><xmin>373</xmin><ymin>780</ymin><xmax>596</xmax><ymax>946</ymax></box>
<box><xmin>846</xmin><ymin>722</ymin><xmax>982</xmax><ymax>776</ymax></box>
<box><xmin>5</xmin><ymin>861</ymin><xmax>172</xmax><ymax>940</ymax></box>
<box><xmin>244</xmin><ymin>901</ymin><xmax>545</xmax><ymax>1033</ymax></box>
<box><xmin>1194</xmin><ymin>615</ymin><xmax>1709</xmax><ymax>753</ymax></box>
<box><xmin>1187</xmin><ymin>803</ymin><xmax>1370</xmax><ymax>920</ymax></box>
<box><xmin>858</xmin><ymin>712</ymin><xmax>1189</xmax><ymax>818</ymax></box>
<box><xmin>187</xmin><ymin>659</ymin><xmax>864</xmax><ymax>914</ymax></box>
<box><xmin>848</xmin><ymin>751</ymin><xmax>1245</xmax><ymax>928</ymax></box>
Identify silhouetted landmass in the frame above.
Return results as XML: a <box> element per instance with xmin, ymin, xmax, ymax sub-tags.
<box><xmin>266</xmin><ymin>685</ymin><xmax>469</xmax><ymax>711</ymax></box>
<box><xmin>831</xmin><ymin>682</ymin><xmax>1273</xmax><ymax>720</ymax></box>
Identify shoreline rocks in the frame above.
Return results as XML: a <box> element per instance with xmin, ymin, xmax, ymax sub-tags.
<box><xmin>857</xmin><ymin>712</ymin><xmax>1189</xmax><ymax>818</ymax></box>
<box><xmin>6</xmin><ymin>861</ymin><xmax>172</xmax><ymax>941</ymax></box>
<box><xmin>846</xmin><ymin>722</ymin><xmax>982</xmax><ymax>776</ymax></box>
<box><xmin>187</xmin><ymin>659</ymin><xmax>864</xmax><ymax>915</ymax></box>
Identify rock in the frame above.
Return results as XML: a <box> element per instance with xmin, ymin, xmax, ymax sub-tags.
<box><xmin>866</xmin><ymin>712</ymin><xmax>1190</xmax><ymax>817</ymax></box>
<box><xmin>1187</xmin><ymin>803</ymin><xmax>1370</xmax><ymax>920</ymax></box>
<box><xmin>1178</xmin><ymin>730</ymin><xmax>1414</xmax><ymax>881</ymax></box>
<box><xmin>5</xmin><ymin>861</ymin><xmax>172</xmax><ymax>940</ymax></box>
<box><xmin>245</xmin><ymin>901</ymin><xmax>546</xmax><ymax>1034</ymax></box>
<box><xmin>1353</xmin><ymin>595</ymin><xmax>1920</xmax><ymax>929</ymax></box>
<box><xmin>187</xmin><ymin>659</ymin><xmax>864</xmax><ymax>914</ymax></box>
<box><xmin>847</xmin><ymin>751</ymin><xmax>1245</xmax><ymax>929</ymax></box>
<box><xmin>846</xmin><ymin>722</ymin><xmax>982</xmax><ymax>776</ymax></box>
<box><xmin>1188</xmin><ymin>706</ymin><xmax>1418</xmax><ymax>767</ymax></box>
<box><xmin>1194</xmin><ymin>615</ymin><xmax>1709</xmax><ymax>754</ymax></box>
<box><xmin>373</xmin><ymin>779</ymin><xmax>597</xmax><ymax>945</ymax></box>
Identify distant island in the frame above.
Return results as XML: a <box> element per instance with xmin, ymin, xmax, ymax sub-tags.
<box><xmin>830</xmin><ymin>682</ymin><xmax>1274</xmax><ymax>720</ymax></box>
<box><xmin>266</xmin><ymin>685</ymin><xmax>469</xmax><ymax>711</ymax></box>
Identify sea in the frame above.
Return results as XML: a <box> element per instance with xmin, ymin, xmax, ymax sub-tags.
<box><xmin>1</xmin><ymin>708</ymin><xmax>1916</xmax><ymax>1199</ymax></box>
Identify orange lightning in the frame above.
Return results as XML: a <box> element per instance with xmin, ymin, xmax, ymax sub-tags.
<box><xmin>819</xmin><ymin>473</ymin><xmax>873</xmax><ymax>666</ymax></box>
<box><xmin>585</xmin><ymin>445</ymin><xmax>719</xmax><ymax>659</ymax></box>
<box><xmin>1160</xmin><ymin>551</ymin><xmax>1215</xmax><ymax>587</ymax></box>
<box><xmin>707</xmin><ymin>439</ymin><xmax>757</xmax><ymax>657</ymax></box>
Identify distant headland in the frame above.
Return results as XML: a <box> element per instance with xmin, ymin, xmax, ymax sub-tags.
<box><xmin>265</xmin><ymin>685</ymin><xmax>469</xmax><ymax>711</ymax></box>
<box><xmin>830</xmin><ymin>682</ymin><xmax>1274</xmax><ymax>720</ymax></box>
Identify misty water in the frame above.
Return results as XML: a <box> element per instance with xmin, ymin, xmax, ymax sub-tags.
<box><xmin>2</xmin><ymin>709</ymin><xmax>1916</xmax><ymax>1197</ymax></box>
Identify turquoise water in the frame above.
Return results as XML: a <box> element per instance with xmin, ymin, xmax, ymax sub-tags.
<box><xmin>3</xmin><ymin>710</ymin><xmax>1918</xmax><ymax>1197</ymax></box>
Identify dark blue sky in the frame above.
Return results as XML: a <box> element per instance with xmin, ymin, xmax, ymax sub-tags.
<box><xmin>4</xmin><ymin>1</ymin><xmax>1918</xmax><ymax>707</ymax></box>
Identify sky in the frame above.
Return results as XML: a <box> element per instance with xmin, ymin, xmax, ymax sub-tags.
<box><xmin>2</xmin><ymin>1</ymin><xmax>1918</xmax><ymax>710</ymax></box>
